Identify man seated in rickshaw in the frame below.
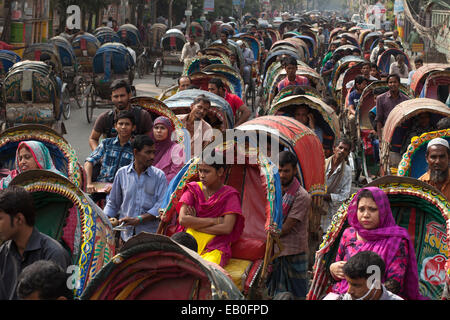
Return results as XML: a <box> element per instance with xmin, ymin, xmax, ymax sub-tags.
<box><xmin>419</xmin><ymin>138</ymin><xmax>450</xmax><ymax>200</ymax></box>
<box><xmin>208</xmin><ymin>78</ymin><xmax>251</xmax><ymax>127</ymax></box>
<box><xmin>290</xmin><ymin>104</ymin><xmax>324</xmax><ymax>143</ymax></box>
<box><xmin>345</xmin><ymin>62</ymin><xmax>378</xmax><ymax>90</ymax></box>
<box><xmin>178</xmin><ymin>75</ymin><xmax>192</xmax><ymax>91</ymax></box>
<box><xmin>400</xmin><ymin>112</ymin><xmax>436</xmax><ymax>155</ymax></box>
<box><xmin>85</xmin><ymin>111</ymin><xmax>136</xmax><ymax>195</ymax></box>
<box><xmin>329</xmin><ymin>187</ymin><xmax>424</xmax><ymax>300</ymax></box>
<box><xmin>89</xmin><ymin>79</ymin><xmax>153</xmax><ymax>151</ymax></box>
<box><xmin>347</xmin><ymin>76</ymin><xmax>369</xmax><ymax>143</ymax></box>
<box><xmin>174</xmin><ymin>153</ymin><xmax>245</xmax><ymax>267</ymax></box>
<box><xmin>277</xmin><ymin>57</ymin><xmax>310</xmax><ymax>93</ymax></box>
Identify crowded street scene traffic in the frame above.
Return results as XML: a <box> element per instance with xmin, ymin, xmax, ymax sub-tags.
<box><xmin>0</xmin><ymin>0</ymin><xmax>449</xmax><ymax>304</ymax></box>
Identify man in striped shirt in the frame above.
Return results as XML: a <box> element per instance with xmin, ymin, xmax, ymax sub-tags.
<box><xmin>277</xmin><ymin>56</ymin><xmax>310</xmax><ymax>92</ymax></box>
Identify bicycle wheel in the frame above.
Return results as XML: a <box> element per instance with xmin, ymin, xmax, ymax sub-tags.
<box><xmin>62</xmin><ymin>86</ymin><xmax>71</xmax><ymax>120</ymax></box>
<box><xmin>154</xmin><ymin>62</ymin><xmax>162</xmax><ymax>87</ymax></box>
<box><xmin>85</xmin><ymin>87</ymin><xmax>95</xmax><ymax>124</ymax></box>
<box><xmin>76</xmin><ymin>78</ymin><xmax>87</xmax><ymax>109</ymax></box>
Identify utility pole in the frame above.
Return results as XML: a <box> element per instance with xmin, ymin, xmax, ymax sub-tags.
<box><xmin>186</xmin><ymin>0</ymin><xmax>192</xmax><ymax>31</ymax></box>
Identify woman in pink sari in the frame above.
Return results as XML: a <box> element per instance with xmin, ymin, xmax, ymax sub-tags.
<box><xmin>149</xmin><ymin>116</ymin><xmax>185</xmax><ymax>183</ymax></box>
<box><xmin>175</xmin><ymin>162</ymin><xmax>245</xmax><ymax>267</ymax></box>
<box><xmin>329</xmin><ymin>187</ymin><xmax>425</xmax><ymax>300</ymax></box>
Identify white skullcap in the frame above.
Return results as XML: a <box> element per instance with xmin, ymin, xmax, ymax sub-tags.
<box><xmin>427</xmin><ymin>138</ymin><xmax>449</xmax><ymax>150</ymax></box>
<box><xmin>236</xmin><ymin>40</ymin><xmax>244</xmax><ymax>46</ymax></box>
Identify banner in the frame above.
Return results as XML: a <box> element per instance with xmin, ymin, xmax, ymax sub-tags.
<box><xmin>204</xmin><ymin>0</ymin><xmax>214</xmax><ymax>12</ymax></box>
<box><xmin>233</xmin><ymin>0</ymin><xmax>240</xmax><ymax>5</ymax></box>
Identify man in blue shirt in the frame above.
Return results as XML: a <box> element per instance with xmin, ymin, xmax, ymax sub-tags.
<box><xmin>347</xmin><ymin>75</ymin><xmax>368</xmax><ymax>143</ymax></box>
<box><xmin>105</xmin><ymin>135</ymin><xmax>168</xmax><ymax>242</ymax></box>
<box><xmin>84</xmin><ymin>111</ymin><xmax>136</xmax><ymax>194</ymax></box>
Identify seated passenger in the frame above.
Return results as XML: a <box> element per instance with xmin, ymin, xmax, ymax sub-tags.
<box><xmin>0</xmin><ymin>141</ymin><xmax>64</xmax><ymax>189</ymax></box>
<box><xmin>400</xmin><ymin>112</ymin><xmax>436</xmax><ymax>155</ymax></box>
<box><xmin>150</xmin><ymin>116</ymin><xmax>185</xmax><ymax>183</ymax></box>
<box><xmin>292</xmin><ymin>104</ymin><xmax>324</xmax><ymax>143</ymax></box>
<box><xmin>84</xmin><ymin>111</ymin><xmax>135</xmax><ymax>194</ymax></box>
<box><xmin>329</xmin><ymin>187</ymin><xmax>424</xmax><ymax>300</ymax></box>
<box><xmin>277</xmin><ymin>56</ymin><xmax>309</xmax><ymax>92</ymax></box>
<box><xmin>174</xmin><ymin>156</ymin><xmax>245</xmax><ymax>267</ymax></box>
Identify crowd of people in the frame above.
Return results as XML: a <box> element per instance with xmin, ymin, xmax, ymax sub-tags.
<box><xmin>0</xmin><ymin>8</ymin><xmax>449</xmax><ymax>302</ymax></box>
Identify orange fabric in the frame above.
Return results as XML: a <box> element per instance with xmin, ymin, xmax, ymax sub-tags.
<box><xmin>419</xmin><ymin>169</ymin><xmax>450</xmax><ymax>201</ymax></box>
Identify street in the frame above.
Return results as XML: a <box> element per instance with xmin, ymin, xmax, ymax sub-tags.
<box><xmin>64</xmin><ymin>72</ymin><xmax>177</xmax><ymax>163</ymax></box>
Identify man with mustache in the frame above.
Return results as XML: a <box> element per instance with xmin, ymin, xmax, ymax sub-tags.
<box><xmin>419</xmin><ymin>138</ymin><xmax>450</xmax><ymax>200</ymax></box>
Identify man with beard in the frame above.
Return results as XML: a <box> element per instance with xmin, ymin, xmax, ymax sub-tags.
<box><xmin>88</xmin><ymin>79</ymin><xmax>153</xmax><ymax>151</ymax></box>
<box><xmin>321</xmin><ymin>138</ymin><xmax>353</xmax><ymax>234</ymax></box>
<box><xmin>267</xmin><ymin>151</ymin><xmax>311</xmax><ymax>300</ymax></box>
<box><xmin>105</xmin><ymin>135</ymin><xmax>168</xmax><ymax>244</ymax></box>
<box><xmin>177</xmin><ymin>95</ymin><xmax>214</xmax><ymax>158</ymax></box>
<box><xmin>419</xmin><ymin>138</ymin><xmax>450</xmax><ymax>200</ymax></box>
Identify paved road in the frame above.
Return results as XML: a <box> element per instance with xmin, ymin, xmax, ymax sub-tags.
<box><xmin>64</xmin><ymin>73</ymin><xmax>176</xmax><ymax>163</ymax></box>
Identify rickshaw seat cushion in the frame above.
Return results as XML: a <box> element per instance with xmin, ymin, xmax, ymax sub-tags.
<box><xmin>231</xmin><ymin>237</ymin><xmax>266</xmax><ymax>261</ymax></box>
<box><xmin>223</xmin><ymin>258</ymin><xmax>252</xmax><ymax>291</ymax></box>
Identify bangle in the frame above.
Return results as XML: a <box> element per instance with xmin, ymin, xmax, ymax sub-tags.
<box><xmin>138</xmin><ymin>215</ymin><xmax>143</xmax><ymax>224</ymax></box>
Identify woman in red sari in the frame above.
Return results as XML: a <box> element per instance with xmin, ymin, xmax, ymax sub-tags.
<box><xmin>175</xmin><ymin>161</ymin><xmax>245</xmax><ymax>267</ymax></box>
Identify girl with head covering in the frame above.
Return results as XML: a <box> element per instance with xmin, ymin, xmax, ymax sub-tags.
<box><xmin>329</xmin><ymin>187</ymin><xmax>425</xmax><ymax>300</ymax></box>
<box><xmin>149</xmin><ymin>116</ymin><xmax>185</xmax><ymax>183</ymax></box>
<box><xmin>0</xmin><ymin>140</ymin><xmax>63</xmax><ymax>189</ymax></box>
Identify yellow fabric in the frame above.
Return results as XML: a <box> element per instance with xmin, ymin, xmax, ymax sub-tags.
<box><xmin>223</xmin><ymin>258</ymin><xmax>252</xmax><ymax>291</ymax></box>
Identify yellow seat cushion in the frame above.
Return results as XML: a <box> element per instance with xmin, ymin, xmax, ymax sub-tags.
<box><xmin>223</xmin><ymin>258</ymin><xmax>252</xmax><ymax>291</ymax></box>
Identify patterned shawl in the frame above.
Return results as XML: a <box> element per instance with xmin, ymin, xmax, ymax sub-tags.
<box><xmin>340</xmin><ymin>186</ymin><xmax>425</xmax><ymax>300</ymax></box>
<box><xmin>0</xmin><ymin>141</ymin><xmax>62</xmax><ymax>189</ymax></box>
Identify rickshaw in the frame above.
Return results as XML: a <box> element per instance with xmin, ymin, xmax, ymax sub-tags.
<box><xmin>362</xmin><ymin>31</ymin><xmax>382</xmax><ymax>60</ymax></box>
<box><xmin>157</xmin><ymin>136</ymin><xmax>284</xmax><ymax>297</ymax></box>
<box><xmin>0</xmin><ymin>50</ymin><xmax>21</xmax><ymax>79</ymax></box>
<box><xmin>72</xmin><ymin>32</ymin><xmax>100</xmax><ymax>90</ymax></box>
<box><xmin>182</xmin><ymin>55</ymin><xmax>230</xmax><ymax>76</ymax></box>
<box><xmin>84</xmin><ymin>42</ymin><xmax>135</xmax><ymax>123</ymax></box>
<box><xmin>421</xmin><ymin>70</ymin><xmax>450</xmax><ymax>103</ymax></box>
<box><xmin>203</xmin><ymin>64</ymin><xmax>245</xmax><ymax>99</ymax></box>
<box><xmin>410</xmin><ymin>63</ymin><xmax>450</xmax><ymax>97</ymax></box>
<box><xmin>117</xmin><ymin>24</ymin><xmax>148</xmax><ymax>79</ymax></box>
<box><xmin>330</xmin><ymin>55</ymin><xmax>366</xmax><ymax>100</ymax></box>
<box><xmin>10</xmin><ymin>170</ymin><xmax>115</xmax><ymax>299</ymax></box>
<box><xmin>236</xmin><ymin>115</ymin><xmax>326</xmax><ymax>268</ymax></box>
<box><xmin>93</xmin><ymin>26</ymin><xmax>120</xmax><ymax>44</ymax></box>
<box><xmin>271</xmin><ymin>85</ymin><xmax>321</xmax><ymax>104</ymax></box>
<box><xmin>380</xmin><ymin>98</ymin><xmax>450</xmax><ymax>176</ymax></box>
<box><xmin>337</xmin><ymin>32</ymin><xmax>360</xmax><ymax>47</ymax></box>
<box><xmin>279</xmin><ymin>20</ymin><xmax>301</xmax><ymax>35</ymax></box>
<box><xmin>397</xmin><ymin>129</ymin><xmax>450</xmax><ymax>179</ymax></box>
<box><xmin>154</xmin><ymin>29</ymin><xmax>186</xmax><ymax>87</ymax></box>
<box><xmin>336</xmin><ymin>62</ymin><xmax>367</xmax><ymax>108</ymax></box>
<box><xmin>354</xmin><ymin>81</ymin><xmax>415</xmax><ymax>182</ymax></box>
<box><xmin>21</xmin><ymin>43</ymin><xmax>72</xmax><ymax>120</ymax></box>
<box><xmin>377</xmin><ymin>48</ymin><xmax>411</xmax><ymax>75</ymax></box>
<box><xmin>0</xmin><ymin>124</ymin><xmax>86</xmax><ymax>190</ymax></box>
<box><xmin>164</xmin><ymin>89</ymin><xmax>234</xmax><ymax>131</ymax></box>
<box><xmin>307</xmin><ymin>175</ymin><xmax>450</xmax><ymax>300</ymax></box>
<box><xmin>147</xmin><ymin>23</ymin><xmax>167</xmax><ymax>72</ymax></box>
<box><xmin>210</xmin><ymin>21</ymin><xmax>224</xmax><ymax>41</ymax></box>
<box><xmin>79</xmin><ymin>233</ymin><xmax>243</xmax><ymax>300</ymax></box>
<box><xmin>270</xmin><ymin>38</ymin><xmax>309</xmax><ymax>62</ymax></box>
<box><xmin>188</xmin><ymin>21</ymin><xmax>205</xmax><ymax>46</ymax></box>
<box><xmin>49</xmin><ymin>35</ymin><xmax>83</xmax><ymax>115</ymax></box>
<box><xmin>209</xmin><ymin>41</ymin><xmax>245</xmax><ymax>72</ymax></box>
<box><xmin>262</xmin><ymin>49</ymin><xmax>303</xmax><ymax>79</ymax></box>
<box><xmin>267</xmin><ymin>95</ymin><xmax>340</xmax><ymax>153</ymax></box>
<box><xmin>1</xmin><ymin>60</ymin><xmax>65</xmax><ymax>135</ymax></box>
<box><xmin>265</xmin><ymin>63</ymin><xmax>326</xmax><ymax>111</ymax></box>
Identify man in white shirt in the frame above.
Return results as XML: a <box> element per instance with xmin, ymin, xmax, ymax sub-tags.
<box><xmin>180</xmin><ymin>33</ymin><xmax>200</xmax><ymax>65</ymax></box>
<box><xmin>236</xmin><ymin>40</ymin><xmax>254</xmax><ymax>85</ymax></box>
<box><xmin>370</xmin><ymin>39</ymin><xmax>387</xmax><ymax>64</ymax></box>
<box><xmin>323</xmin><ymin>251</ymin><xmax>404</xmax><ymax>300</ymax></box>
<box><xmin>321</xmin><ymin>138</ymin><xmax>352</xmax><ymax>234</ymax></box>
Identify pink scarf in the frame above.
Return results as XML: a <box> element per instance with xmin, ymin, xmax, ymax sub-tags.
<box><xmin>341</xmin><ymin>187</ymin><xmax>425</xmax><ymax>300</ymax></box>
<box><xmin>175</xmin><ymin>182</ymin><xmax>245</xmax><ymax>266</ymax></box>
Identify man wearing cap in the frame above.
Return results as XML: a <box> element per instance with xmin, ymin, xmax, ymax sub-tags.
<box><xmin>419</xmin><ymin>138</ymin><xmax>450</xmax><ymax>200</ymax></box>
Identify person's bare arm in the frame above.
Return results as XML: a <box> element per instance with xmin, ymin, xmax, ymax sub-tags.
<box><xmin>178</xmin><ymin>204</ymin><xmax>217</xmax><ymax>229</ymax></box>
<box><xmin>196</xmin><ymin>214</ymin><xmax>237</xmax><ymax>235</ymax></box>
<box><xmin>235</xmin><ymin>104</ymin><xmax>251</xmax><ymax>126</ymax></box>
<box><xmin>84</xmin><ymin>161</ymin><xmax>96</xmax><ymax>193</ymax></box>
<box><xmin>89</xmin><ymin>130</ymin><xmax>102</xmax><ymax>151</ymax></box>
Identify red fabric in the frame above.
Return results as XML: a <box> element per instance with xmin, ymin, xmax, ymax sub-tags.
<box><xmin>231</xmin><ymin>238</ymin><xmax>265</xmax><ymax>260</ymax></box>
<box><xmin>34</xmin><ymin>50</ymin><xmax>41</xmax><ymax>61</ymax></box>
<box><xmin>0</xmin><ymin>41</ymin><xmax>13</xmax><ymax>50</ymax></box>
<box><xmin>224</xmin><ymin>91</ymin><xmax>244</xmax><ymax>116</ymax></box>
